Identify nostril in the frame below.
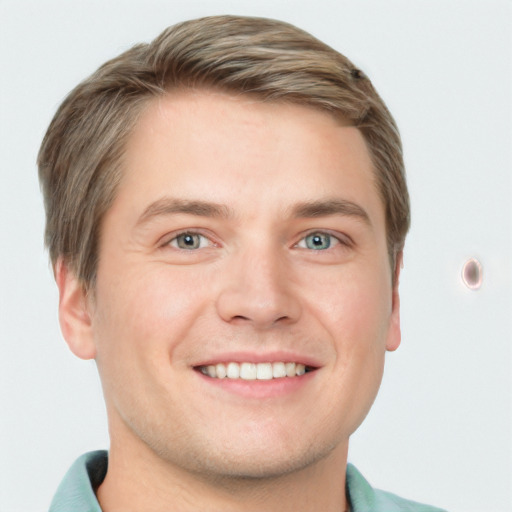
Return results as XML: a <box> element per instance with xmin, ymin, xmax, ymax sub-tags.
<box><xmin>216</xmin><ymin>282</ymin><xmax>301</xmax><ymax>328</ymax></box>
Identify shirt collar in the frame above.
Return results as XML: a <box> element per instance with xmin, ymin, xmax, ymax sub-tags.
<box><xmin>49</xmin><ymin>452</ymin><xmax>435</xmax><ymax>512</ymax></box>
<box><xmin>49</xmin><ymin>451</ymin><xmax>106</xmax><ymax>512</ymax></box>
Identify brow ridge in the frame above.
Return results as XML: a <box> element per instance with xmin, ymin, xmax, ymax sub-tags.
<box><xmin>136</xmin><ymin>197</ymin><xmax>371</xmax><ymax>227</ymax></box>
<box><xmin>291</xmin><ymin>199</ymin><xmax>371</xmax><ymax>225</ymax></box>
<box><xmin>137</xmin><ymin>198</ymin><xmax>232</xmax><ymax>225</ymax></box>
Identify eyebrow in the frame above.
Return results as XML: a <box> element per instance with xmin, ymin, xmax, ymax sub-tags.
<box><xmin>136</xmin><ymin>197</ymin><xmax>371</xmax><ymax>227</ymax></box>
<box><xmin>291</xmin><ymin>199</ymin><xmax>371</xmax><ymax>226</ymax></box>
<box><xmin>136</xmin><ymin>198</ymin><xmax>232</xmax><ymax>226</ymax></box>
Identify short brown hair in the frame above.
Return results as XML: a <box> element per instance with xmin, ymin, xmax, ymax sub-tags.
<box><xmin>38</xmin><ymin>15</ymin><xmax>410</xmax><ymax>287</ymax></box>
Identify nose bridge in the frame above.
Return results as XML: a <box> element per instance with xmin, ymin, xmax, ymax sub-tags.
<box><xmin>215</xmin><ymin>239</ymin><xmax>300</xmax><ymax>328</ymax></box>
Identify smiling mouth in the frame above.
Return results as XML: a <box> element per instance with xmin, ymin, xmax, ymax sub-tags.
<box><xmin>196</xmin><ymin>362</ymin><xmax>316</xmax><ymax>380</ymax></box>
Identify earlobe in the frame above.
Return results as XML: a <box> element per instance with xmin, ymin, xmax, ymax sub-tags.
<box><xmin>386</xmin><ymin>251</ymin><xmax>403</xmax><ymax>352</ymax></box>
<box><xmin>55</xmin><ymin>258</ymin><xmax>97</xmax><ymax>360</ymax></box>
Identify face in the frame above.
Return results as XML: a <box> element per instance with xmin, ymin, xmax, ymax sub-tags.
<box><xmin>62</xmin><ymin>90</ymin><xmax>401</xmax><ymax>480</ymax></box>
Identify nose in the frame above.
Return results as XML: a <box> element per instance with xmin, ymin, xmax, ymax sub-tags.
<box><xmin>215</xmin><ymin>247</ymin><xmax>301</xmax><ymax>329</ymax></box>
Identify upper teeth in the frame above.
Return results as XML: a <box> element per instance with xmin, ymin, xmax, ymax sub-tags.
<box><xmin>200</xmin><ymin>362</ymin><xmax>307</xmax><ymax>380</ymax></box>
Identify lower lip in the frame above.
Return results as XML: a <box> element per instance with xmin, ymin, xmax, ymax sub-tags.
<box><xmin>195</xmin><ymin>370</ymin><xmax>317</xmax><ymax>399</ymax></box>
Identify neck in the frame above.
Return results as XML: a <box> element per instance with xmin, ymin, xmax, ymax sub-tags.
<box><xmin>97</xmin><ymin>430</ymin><xmax>350</xmax><ymax>512</ymax></box>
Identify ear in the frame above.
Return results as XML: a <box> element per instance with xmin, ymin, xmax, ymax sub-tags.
<box><xmin>386</xmin><ymin>251</ymin><xmax>403</xmax><ymax>352</ymax></box>
<box><xmin>55</xmin><ymin>258</ymin><xmax>96</xmax><ymax>360</ymax></box>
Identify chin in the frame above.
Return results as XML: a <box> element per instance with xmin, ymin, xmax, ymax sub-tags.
<box><xmin>154</xmin><ymin>424</ymin><xmax>343</xmax><ymax>484</ymax></box>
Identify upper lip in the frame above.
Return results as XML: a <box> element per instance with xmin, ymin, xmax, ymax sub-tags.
<box><xmin>192</xmin><ymin>351</ymin><xmax>322</xmax><ymax>369</ymax></box>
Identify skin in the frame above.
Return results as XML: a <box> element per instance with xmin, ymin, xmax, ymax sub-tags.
<box><xmin>57</xmin><ymin>90</ymin><xmax>402</xmax><ymax>512</ymax></box>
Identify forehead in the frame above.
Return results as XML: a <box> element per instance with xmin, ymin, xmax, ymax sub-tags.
<box><xmin>115</xmin><ymin>90</ymin><xmax>384</xmax><ymax>226</ymax></box>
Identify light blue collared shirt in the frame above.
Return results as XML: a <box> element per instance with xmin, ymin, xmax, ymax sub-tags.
<box><xmin>49</xmin><ymin>451</ymin><xmax>447</xmax><ymax>512</ymax></box>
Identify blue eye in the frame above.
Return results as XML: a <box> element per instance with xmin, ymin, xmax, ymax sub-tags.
<box><xmin>170</xmin><ymin>233</ymin><xmax>208</xmax><ymax>250</ymax></box>
<box><xmin>302</xmin><ymin>232</ymin><xmax>333</xmax><ymax>250</ymax></box>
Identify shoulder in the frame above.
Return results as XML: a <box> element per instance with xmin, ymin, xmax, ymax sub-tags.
<box><xmin>346</xmin><ymin>464</ymin><xmax>448</xmax><ymax>512</ymax></box>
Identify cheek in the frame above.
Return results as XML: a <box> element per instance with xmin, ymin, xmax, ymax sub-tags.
<box><xmin>310</xmin><ymin>267</ymin><xmax>392</xmax><ymax>345</ymax></box>
<box><xmin>92</xmin><ymin>266</ymin><xmax>210</xmax><ymax>365</ymax></box>
<box><xmin>311</xmin><ymin>271</ymin><xmax>391</xmax><ymax>433</ymax></box>
<box><xmin>91</xmin><ymin>267</ymin><xmax>213</xmax><ymax>416</ymax></box>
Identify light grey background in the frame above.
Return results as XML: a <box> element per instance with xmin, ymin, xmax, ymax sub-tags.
<box><xmin>1</xmin><ymin>1</ymin><xmax>511</xmax><ymax>511</ymax></box>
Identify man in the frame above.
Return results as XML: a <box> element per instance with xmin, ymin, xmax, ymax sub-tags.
<box><xmin>39</xmin><ymin>15</ymin><xmax>445</xmax><ymax>512</ymax></box>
